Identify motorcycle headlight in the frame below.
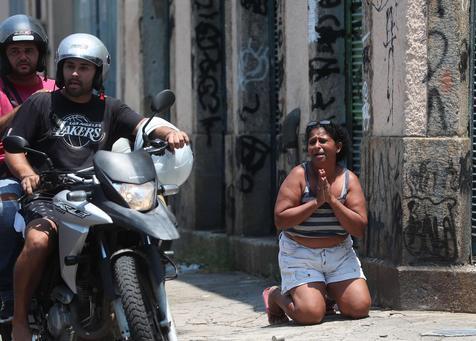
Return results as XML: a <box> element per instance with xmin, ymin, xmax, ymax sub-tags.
<box><xmin>112</xmin><ymin>181</ymin><xmax>155</xmax><ymax>211</ymax></box>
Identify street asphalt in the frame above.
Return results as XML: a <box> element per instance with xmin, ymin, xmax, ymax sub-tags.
<box><xmin>167</xmin><ymin>268</ymin><xmax>476</xmax><ymax>341</ymax></box>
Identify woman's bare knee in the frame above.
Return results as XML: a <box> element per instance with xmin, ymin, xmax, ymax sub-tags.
<box><xmin>288</xmin><ymin>283</ymin><xmax>328</xmax><ymax>325</ymax></box>
<box><xmin>339</xmin><ymin>299</ymin><xmax>371</xmax><ymax>319</ymax></box>
<box><xmin>292</xmin><ymin>304</ymin><xmax>326</xmax><ymax>325</ymax></box>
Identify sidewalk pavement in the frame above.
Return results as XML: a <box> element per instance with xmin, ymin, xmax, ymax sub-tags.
<box><xmin>167</xmin><ymin>269</ymin><xmax>476</xmax><ymax>341</ymax></box>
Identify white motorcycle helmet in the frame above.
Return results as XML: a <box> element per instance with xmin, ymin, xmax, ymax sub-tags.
<box><xmin>153</xmin><ymin>145</ymin><xmax>193</xmax><ymax>186</ymax></box>
<box><xmin>133</xmin><ymin>117</ymin><xmax>193</xmax><ymax>186</ymax></box>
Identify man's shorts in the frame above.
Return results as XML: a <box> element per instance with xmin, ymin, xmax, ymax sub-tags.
<box><xmin>14</xmin><ymin>200</ymin><xmax>56</xmax><ymax>238</ymax></box>
<box><xmin>279</xmin><ymin>232</ymin><xmax>366</xmax><ymax>294</ymax></box>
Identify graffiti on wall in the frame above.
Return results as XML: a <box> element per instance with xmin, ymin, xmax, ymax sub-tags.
<box><xmin>426</xmin><ymin>29</ymin><xmax>449</xmax><ymax>131</ymax></box>
<box><xmin>425</xmin><ymin>1</ymin><xmax>468</xmax><ymax>135</ymax></box>
<box><xmin>364</xmin><ymin>143</ymin><xmax>403</xmax><ymax>261</ymax></box>
<box><xmin>239</xmin><ymin>38</ymin><xmax>269</xmax><ymax>89</ymax></box>
<box><xmin>194</xmin><ymin>0</ymin><xmax>223</xmax><ymax>145</ymax></box>
<box><xmin>236</xmin><ymin>135</ymin><xmax>271</xmax><ymax>193</ymax></box>
<box><xmin>366</xmin><ymin>0</ymin><xmax>399</xmax><ymax>126</ymax></box>
<box><xmin>308</xmin><ymin>0</ymin><xmax>344</xmax><ymax>116</ymax></box>
<box><xmin>362</xmin><ymin>28</ymin><xmax>371</xmax><ymax>132</ymax></box>
<box><xmin>366</xmin><ymin>141</ymin><xmax>469</xmax><ymax>262</ymax></box>
<box><xmin>240</xmin><ymin>0</ymin><xmax>267</xmax><ymax>16</ymax></box>
<box><xmin>238</xmin><ymin>2</ymin><xmax>270</xmax><ymax>125</ymax></box>
<box><xmin>233</xmin><ymin>1</ymin><xmax>272</xmax><ymax>196</ymax></box>
<box><xmin>402</xmin><ymin>155</ymin><xmax>470</xmax><ymax>262</ymax></box>
<box><xmin>404</xmin><ymin>198</ymin><xmax>457</xmax><ymax>261</ymax></box>
<box><xmin>366</xmin><ymin>0</ymin><xmax>391</xmax><ymax>12</ymax></box>
<box><xmin>382</xmin><ymin>2</ymin><xmax>397</xmax><ymax>124</ymax></box>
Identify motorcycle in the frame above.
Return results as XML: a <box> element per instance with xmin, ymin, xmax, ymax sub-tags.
<box><xmin>1</xmin><ymin>90</ymin><xmax>188</xmax><ymax>341</ymax></box>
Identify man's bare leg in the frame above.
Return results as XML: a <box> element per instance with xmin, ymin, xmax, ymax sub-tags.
<box><xmin>12</xmin><ymin>218</ymin><xmax>56</xmax><ymax>341</ymax></box>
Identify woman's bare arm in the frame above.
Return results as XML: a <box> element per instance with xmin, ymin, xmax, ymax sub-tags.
<box><xmin>326</xmin><ymin>171</ymin><xmax>368</xmax><ymax>238</ymax></box>
<box><xmin>274</xmin><ymin>166</ymin><xmax>325</xmax><ymax>229</ymax></box>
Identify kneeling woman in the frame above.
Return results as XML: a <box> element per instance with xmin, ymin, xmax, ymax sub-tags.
<box><xmin>264</xmin><ymin>120</ymin><xmax>371</xmax><ymax>325</ymax></box>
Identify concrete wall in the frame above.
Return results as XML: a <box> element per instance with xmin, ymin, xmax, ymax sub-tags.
<box><xmin>224</xmin><ymin>0</ymin><xmax>274</xmax><ymax>236</ymax></box>
<box><xmin>360</xmin><ymin>0</ymin><xmax>473</xmax><ymax>310</ymax></box>
<box><xmin>168</xmin><ymin>0</ymin><xmax>195</xmax><ymax>231</ymax></box>
<box><xmin>369</xmin><ymin>0</ymin><xmax>407</xmax><ymax>135</ymax></box>
<box><xmin>141</xmin><ymin>0</ymin><xmax>169</xmax><ymax>113</ymax></box>
<box><xmin>117</xmin><ymin>0</ymin><xmax>143</xmax><ymax>112</ymax></box>
<box><xmin>190</xmin><ymin>0</ymin><xmax>226</xmax><ymax>231</ymax></box>
<box><xmin>275</xmin><ymin>1</ymin><xmax>310</xmax><ymax>184</ymax></box>
<box><xmin>361</xmin><ymin>0</ymin><xmax>471</xmax><ymax>263</ymax></box>
<box><xmin>308</xmin><ymin>0</ymin><xmax>346</xmax><ymax>124</ymax></box>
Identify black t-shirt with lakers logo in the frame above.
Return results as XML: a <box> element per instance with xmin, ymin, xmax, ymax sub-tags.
<box><xmin>8</xmin><ymin>90</ymin><xmax>143</xmax><ymax>171</ymax></box>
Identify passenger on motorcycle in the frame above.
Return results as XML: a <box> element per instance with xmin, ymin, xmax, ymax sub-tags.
<box><xmin>0</xmin><ymin>14</ymin><xmax>55</xmax><ymax>324</ymax></box>
<box><xmin>4</xmin><ymin>33</ymin><xmax>189</xmax><ymax>341</ymax></box>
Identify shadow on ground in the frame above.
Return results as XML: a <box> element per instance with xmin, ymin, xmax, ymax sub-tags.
<box><xmin>171</xmin><ymin>269</ymin><xmax>362</xmax><ymax>325</ymax></box>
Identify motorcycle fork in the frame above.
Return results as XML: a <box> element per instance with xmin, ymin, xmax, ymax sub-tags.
<box><xmin>142</xmin><ymin>236</ymin><xmax>170</xmax><ymax>330</ymax></box>
<box><xmin>97</xmin><ymin>231</ymin><xmax>115</xmax><ymax>300</ymax></box>
<box><xmin>97</xmin><ymin>231</ymin><xmax>131</xmax><ymax>340</ymax></box>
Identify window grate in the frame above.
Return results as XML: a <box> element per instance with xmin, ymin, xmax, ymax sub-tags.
<box><xmin>346</xmin><ymin>0</ymin><xmax>363</xmax><ymax>174</ymax></box>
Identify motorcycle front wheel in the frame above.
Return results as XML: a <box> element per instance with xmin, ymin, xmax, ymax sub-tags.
<box><xmin>113</xmin><ymin>255</ymin><xmax>164</xmax><ymax>341</ymax></box>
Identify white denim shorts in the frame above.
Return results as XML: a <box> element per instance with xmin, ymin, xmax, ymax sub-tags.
<box><xmin>279</xmin><ymin>232</ymin><xmax>366</xmax><ymax>294</ymax></box>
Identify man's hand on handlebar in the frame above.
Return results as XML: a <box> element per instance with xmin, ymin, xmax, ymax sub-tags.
<box><xmin>164</xmin><ymin>130</ymin><xmax>190</xmax><ymax>151</ymax></box>
<box><xmin>21</xmin><ymin>173</ymin><xmax>40</xmax><ymax>196</ymax></box>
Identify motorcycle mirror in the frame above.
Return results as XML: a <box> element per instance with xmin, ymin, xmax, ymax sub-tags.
<box><xmin>151</xmin><ymin>89</ymin><xmax>176</xmax><ymax>114</ymax></box>
<box><xmin>142</xmin><ymin>89</ymin><xmax>176</xmax><ymax>146</ymax></box>
<box><xmin>3</xmin><ymin>135</ymin><xmax>29</xmax><ymax>153</ymax></box>
<box><xmin>3</xmin><ymin>135</ymin><xmax>54</xmax><ymax>168</ymax></box>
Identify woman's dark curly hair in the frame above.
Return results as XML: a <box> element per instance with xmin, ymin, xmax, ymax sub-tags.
<box><xmin>305</xmin><ymin>120</ymin><xmax>351</xmax><ymax>162</ymax></box>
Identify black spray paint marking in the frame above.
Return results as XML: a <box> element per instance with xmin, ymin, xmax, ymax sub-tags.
<box><xmin>383</xmin><ymin>3</ymin><xmax>397</xmax><ymax>123</ymax></box>
<box><xmin>240</xmin><ymin>0</ymin><xmax>267</xmax><ymax>16</ymax></box>
<box><xmin>194</xmin><ymin>0</ymin><xmax>223</xmax><ymax>144</ymax></box>
<box><xmin>236</xmin><ymin>135</ymin><xmax>270</xmax><ymax>193</ymax></box>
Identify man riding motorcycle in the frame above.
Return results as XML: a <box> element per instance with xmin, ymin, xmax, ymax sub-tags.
<box><xmin>0</xmin><ymin>14</ymin><xmax>56</xmax><ymax>325</ymax></box>
<box><xmin>4</xmin><ymin>33</ymin><xmax>189</xmax><ymax>340</ymax></box>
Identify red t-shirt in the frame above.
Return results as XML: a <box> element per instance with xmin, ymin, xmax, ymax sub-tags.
<box><xmin>0</xmin><ymin>90</ymin><xmax>12</xmax><ymax>115</ymax></box>
<box><xmin>0</xmin><ymin>74</ymin><xmax>56</xmax><ymax>164</ymax></box>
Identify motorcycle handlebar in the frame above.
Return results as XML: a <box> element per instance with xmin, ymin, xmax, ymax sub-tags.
<box><xmin>35</xmin><ymin>171</ymin><xmax>96</xmax><ymax>194</ymax></box>
<box><xmin>142</xmin><ymin>138</ymin><xmax>168</xmax><ymax>155</ymax></box>
<box><xmin>65</xmin><ymin>173</ymin><xmax>95</xmax><ymax>184</ymax></box>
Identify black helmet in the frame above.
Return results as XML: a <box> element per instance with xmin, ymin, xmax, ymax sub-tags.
<box><xmin>0</xmin><ymin>14</ymin><xmax>48</xmax><ymax>76</ymax></box>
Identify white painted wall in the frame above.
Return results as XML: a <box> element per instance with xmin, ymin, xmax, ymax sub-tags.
<box><xmin>285</xmin><ymin>0</ymin><xmax>310</xmax><ymax>134</ymax></box>
<box><xmin>371</xmin><ymin>0</ymin><xmax>408</xmax><ymax>136</ymax></box>
<box><xmin>118</xmin><ymin>0</ymin><xmax>143</xmax><ymax>113</ymax></box>
<box><xmin>170</xmin><ymin>0</ymin><xmax>192</xmax><ymax>134</ymax></box>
